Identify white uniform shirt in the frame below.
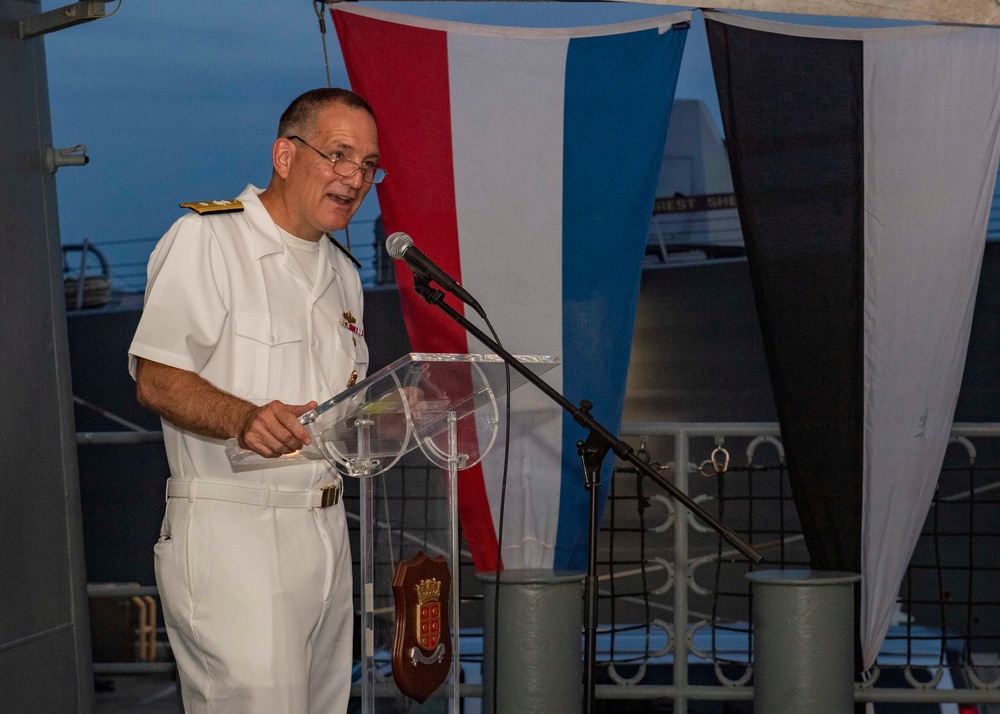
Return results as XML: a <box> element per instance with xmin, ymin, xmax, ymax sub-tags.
<box><xmin>279</xmin><ymin>226</ymin><xmax>322</xmax><ymax>290</ymax></box>
<box><xmin>129</xmin><ymin>184</ymin><xmax>368</xmax><ymax>491</ymax></box>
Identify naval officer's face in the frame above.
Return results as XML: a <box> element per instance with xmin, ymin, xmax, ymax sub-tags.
<box><xmin>285</xmin><ymin>102</ymin><xmax>379</xmax><ymax>237</ymax></box>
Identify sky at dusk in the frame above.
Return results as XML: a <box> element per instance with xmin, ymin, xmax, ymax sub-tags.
<box><xmin>42</xmin><ymin>2</ymin><xmax>912</xmax><ymax>290</ymax></box>
<box><xmin>43</xmin><ymin>1</ymin><xmax>717</xmax><ymax>290</ymax></box>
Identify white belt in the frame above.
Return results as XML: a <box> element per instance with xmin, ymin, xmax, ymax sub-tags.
<box><xmin>165</xmin><ymin>477</ymin><xmax>341</xmax><ymax>509</ymax></box>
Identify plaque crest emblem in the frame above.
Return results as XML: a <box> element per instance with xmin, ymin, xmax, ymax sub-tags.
<box><xmin>391</xmin><ymin>551</ymin><xmax>452</xmax><ymax>703</ymax></box>
<box><xmin>416</xmin><ymin>578</ymin><xmax>442</xmax><ymax>650</ymax></box>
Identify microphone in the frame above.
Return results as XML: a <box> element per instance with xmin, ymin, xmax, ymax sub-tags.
<box><xmin>386</xmin><ymin>232</ymin><xmax>484</xmax><ymax>316</ymax></box>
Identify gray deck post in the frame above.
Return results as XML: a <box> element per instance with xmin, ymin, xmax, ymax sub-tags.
<box><xmin>747</xmin><ymin>569</ymin><xmax>861</xmax><ymax>714</ymax></box>
<box><xmin>478</xmin><ymin>569</ymin><xmax>585</xmax><ymax>714</ymax></box>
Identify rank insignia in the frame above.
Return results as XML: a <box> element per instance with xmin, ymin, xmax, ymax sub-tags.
<box><xmin>391</xmin><ymin>552</ymin><xmax>452</xmax><ymax>704</ymax></box>
<box><xmin>179</xmin><ymin>199</ymin><xmax>244</xmax><ymax>214</ymax></box>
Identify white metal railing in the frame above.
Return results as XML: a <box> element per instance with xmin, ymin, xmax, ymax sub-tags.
<box><xmin>611</xmin><ymin>421</ymin><xmax>1000</xmax><ymax>712</ymax></box>
<box><xmin>80</xmin><ymin>422</ymin><xmax>1000</xmax><ymax>709</ymax></box>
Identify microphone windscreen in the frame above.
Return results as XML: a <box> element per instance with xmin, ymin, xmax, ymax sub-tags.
<box><xmin>386</xmin><ymin>232</ymin><xmax>413</xmax><ymax>259</ymax></box>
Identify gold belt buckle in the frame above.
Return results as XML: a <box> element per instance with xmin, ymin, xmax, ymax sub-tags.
<box><xmin>320</xmin><ymin>483</ymin><xmax>341</xmax><ymax>508</ymax></box>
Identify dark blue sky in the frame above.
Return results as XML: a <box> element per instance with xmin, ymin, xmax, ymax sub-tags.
<box><xmin>44</xmin><ymin>2</ymin><xmax>724</xmax><ymax>288</ymax></box>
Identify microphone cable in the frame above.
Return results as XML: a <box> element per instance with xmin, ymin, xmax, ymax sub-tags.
<box><xmin>388</xmin><ymin>230</ymin><xmax>510</xmax><ymax>708</ymax></box>
<box><xmin>478</xmin><ymin>313</ymin><xmax>511</xmax><ymax>714</ymax></box>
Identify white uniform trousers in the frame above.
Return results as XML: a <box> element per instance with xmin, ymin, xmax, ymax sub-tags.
<box><xmin>154</xmin><ymin>494</ymin><xmax>353</xmax><ymax>713</ymax></box>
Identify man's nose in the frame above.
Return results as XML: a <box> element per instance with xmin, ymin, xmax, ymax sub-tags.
<box><xmin>343</xmin><ymin>168</ymin><xmax>365</xmax><ymax>189</ymax></box>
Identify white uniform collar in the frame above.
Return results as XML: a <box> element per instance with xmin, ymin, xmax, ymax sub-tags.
<box><xmin>236</xmin><ymin>184</ymin><xmax>341</xmax><ymax>298</ymax></box>
<box><xmin>236</xmin><ymin>184</ymin><xmax>285</xmax><ymax>261</ymax></box>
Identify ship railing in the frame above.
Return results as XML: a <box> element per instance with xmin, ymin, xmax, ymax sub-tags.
<box><xmin>79</xmin><ymin>422</ymin><xmax>1000</xmax><ymax>711</ymax></box>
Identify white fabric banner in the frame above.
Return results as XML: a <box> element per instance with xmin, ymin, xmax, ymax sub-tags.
<box><xmin>862</xmin><ymin>27</ymin><xmax>1000</xmax><ymax>668</ymax></box>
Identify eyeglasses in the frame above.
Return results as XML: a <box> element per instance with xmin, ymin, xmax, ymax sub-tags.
<box><xmin>286</xmin><ymin>135</ymin><xmax>387</xmax><ymax>185</ymax></box>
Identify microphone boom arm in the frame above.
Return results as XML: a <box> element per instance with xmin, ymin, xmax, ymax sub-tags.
<box><xmin>411</xmin><ymin>280</ymin><xmax>763</xmax><ymax>564</ymax></box>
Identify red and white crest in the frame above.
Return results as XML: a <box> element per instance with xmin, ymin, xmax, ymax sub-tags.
<box><xmin>391</xmin><ymin>552</ymin><xmax>452</xmax><ymax>704</ymax></box>
<box><xmin>415</xmin><ymin>578</ymin><xmax>443</xmax><ymax>650</ymax></box>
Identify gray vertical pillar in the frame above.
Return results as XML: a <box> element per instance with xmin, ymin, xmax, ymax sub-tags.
<box><xmin>478</xmin><ymin>569</ymin><xmax>584</xmax><ymax>714</ymax></box>
<box><xmin>0</xmin><ymin>1</ymin><xmax>93</xmax><ymax>712</ymax></box>
<box><xmin>747</xmin><ymin>570</ymin><xmax>860</xmax><ymax>714</ymax></box>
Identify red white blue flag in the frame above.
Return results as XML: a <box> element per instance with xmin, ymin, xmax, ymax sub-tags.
<box><xmin>334</xmin><ymin>6</ymin><xmax>689</xmax><ymax>571</ymax></box>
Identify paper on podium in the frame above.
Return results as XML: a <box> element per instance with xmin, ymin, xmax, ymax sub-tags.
<box><xmin>225</xmin><ymin>352</ymin><xmax>559</xmax><ymax>476</ymax></box>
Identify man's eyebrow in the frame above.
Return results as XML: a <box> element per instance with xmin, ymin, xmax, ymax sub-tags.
<box><xmin>326</xmin><ymin>141</ymin><xmax>379</xmax><ymax>160</ymax></box>
<box><xmin>320</xmin><ymin>140</ymin><xmax>351</xmax><ymax>155</ymax></box>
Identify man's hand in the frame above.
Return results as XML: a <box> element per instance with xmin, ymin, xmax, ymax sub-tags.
<box><xmin>401</xmin><ymin>386</ymin><xmax>430</xmax><ymax>424</ymax></box>
<box><xmin>136</xmin><ymin>358</ymin><xmax>322</xmax><ymax>459</ymax></box>
<box><xmin>238</xmin><ymin>400</ymin><xmax>318</xmax><ymax>458</ymax></box>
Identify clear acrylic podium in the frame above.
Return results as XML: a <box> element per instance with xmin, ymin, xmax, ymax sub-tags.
<box><xmin>299</xmin><ymin>352</ymin><xmax>557</xmax><ymax>713</ymax></box>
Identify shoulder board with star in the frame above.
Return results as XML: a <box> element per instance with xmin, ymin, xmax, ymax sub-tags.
<box><xmin>179</xmin><ymin>199</ymin><xmax>244</xmax><ymax>215</ymax></box>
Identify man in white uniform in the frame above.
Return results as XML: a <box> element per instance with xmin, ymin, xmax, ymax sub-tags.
<box><xmin>128</xmin><ymin>88</ymin><xmax>384</xmax><ymax>713</ymax></box>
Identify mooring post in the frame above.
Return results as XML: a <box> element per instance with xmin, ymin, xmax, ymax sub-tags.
<box><xmin>747</xmin><ymin>570</ymin><xmax>861</xmax><ymax>714</ymax></box>
<box><xmin>479</xmin><ymin>569</ymin><xmax>585</xmax><ymax>713</ymax></box>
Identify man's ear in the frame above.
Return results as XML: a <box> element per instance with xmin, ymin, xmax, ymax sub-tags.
<box><xmin>273</xmin><ymin>137</ymin><xmax>293</xmax><ymax>180</ymax></box>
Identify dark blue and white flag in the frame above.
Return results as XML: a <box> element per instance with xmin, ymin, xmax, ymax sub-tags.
<box><xmin>707</xmin><ymin>12</ymin><xmax>1000</xmax><ymax>668</ymax></box>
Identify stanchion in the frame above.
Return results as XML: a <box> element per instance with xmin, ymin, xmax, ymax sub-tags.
<box><xmin>479</xmin><ymin>569</ymin><xmax>584</xmax><ymax>714</ymax></box>
<box><xmin>747</xmin><ymin>570</ymin><xmax>861</xmax><ymax>714</ymax></box>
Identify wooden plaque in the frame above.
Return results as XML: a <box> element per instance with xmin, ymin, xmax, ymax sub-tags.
<box><xmin>390</xmin><ymin>551</ymin><xmax>453</xmax><ymax>704</ymax></box>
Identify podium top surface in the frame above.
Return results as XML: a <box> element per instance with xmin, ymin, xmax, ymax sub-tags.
<box><xmin>303</xmin><ymin>352</ymin><xmax>559</xmax><ymax>424</ymax></box>
<box><xmin>295</xmin><ymin>352</ymin><xmax>559</xmax><ymax>475</ymax></box>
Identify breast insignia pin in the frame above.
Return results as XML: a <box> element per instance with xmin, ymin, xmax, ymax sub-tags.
<box><xmin>340</xmin><ymin>311</ymin><xmax>364</xmax><ymax>337</ymax></box>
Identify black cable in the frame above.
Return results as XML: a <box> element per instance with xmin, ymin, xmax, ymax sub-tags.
<box><xmin>933</xmin><ymin>479</ymin><xmax>947</xmax><ymax>669</ymax></box>
<box><xmin>313</xmin><ymin>0</ymin><xmax>332</xmax><ymax>88</ymax></box>
<box><xmin>635</xmin><ymin>462</ymin><xmax>653</xmax><ymax>664</ymax></box>
<box><xmin>964</xmin><ymin>461</ymin><xmax>975</xmax><ymax>667</ymax></box>
<box><xmin>608</xmin><ymin>463</ymin><xmax>618</xmax><ymax>663</ymax></box>
<box><xmin>711</xmin><ymin>468</ymin><xmax>725</xmax><ymax>664</ymax></box>
<box><xmin>479</xmin><ymin>313</ymin><xmax>511</xmax><ymax>714</ymax></box>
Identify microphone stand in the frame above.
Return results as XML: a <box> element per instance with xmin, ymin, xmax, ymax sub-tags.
<box><xmin>411</xmin><ymin>278</ymin><xmax>762</xmax><ymax>714</ymax></box>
